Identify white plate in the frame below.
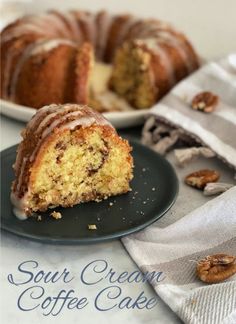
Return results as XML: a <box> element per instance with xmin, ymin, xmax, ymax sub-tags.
<box><xmin>0</xmin><ymin>99</ymin><xmax>148</xmax><ymax>129</ymax></box>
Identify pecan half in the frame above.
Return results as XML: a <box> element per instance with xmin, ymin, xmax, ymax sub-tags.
<box><xmin>196</xmin><ymin>254</ymin><xmax>236</xmax><ymax>283</ymax></box>
<box><xmin>191</xmin><ymin>91</ymin><xmax>219</xmax><ymax>113</ymax></box>
<box><xmin>185</xmin><ymin>169</ymin><xmax>220</xmax><ymax>189</ymax></box>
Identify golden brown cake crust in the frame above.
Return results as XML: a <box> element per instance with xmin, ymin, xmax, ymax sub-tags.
<box><xmin>13</xmin><ymin>43</ymin><xmax>77</xmax><ymax>108</ymax></box>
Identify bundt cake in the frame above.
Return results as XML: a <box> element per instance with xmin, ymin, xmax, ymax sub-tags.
<box><xmin>11</xmin><ymin>104</ymin><xmax>133</xmax><ymax>218</ymax></box>
<box><xmin>0</xmin><ymin>10</ymin><xmax>199</xmax><ymax>110</ymax></box>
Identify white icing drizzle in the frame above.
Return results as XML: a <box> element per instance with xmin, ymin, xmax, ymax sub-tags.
<box><xmin>43</xmin><ymin>13</ymin><xmax>73</xmax><ymax>38</ymax></box>
<box><xmin>136</xmin><ymin>21</ymin><xmax>171</xmax><ymax>38</ymax></box>
<box><xmin>3</xmin><ymin>13</ymin><xmax>74</xmax><ymax>41</ymax></box>
<box><xmin>13</xmin><ymin>207</ymin><xmax>28</xmax><ymax>220</ymax></box>
<box><xmin>1</xmin><ymin>24</ymin><xmax>45</xmax><ymax>44</ymax></box>
<box><xmin>61</xmin><ymin>11</ymin><xmax>82</xmax><ymax>42</ymax></box>
<box><xmin>38</xmin><ymin>107</ymin><xmax>110</xmax><ymax>141</ymax></box>
<box><xmin>29</xmin><ymin>39</ymin><xmax>76</xmax><ymax>56</ymax></box>
<box><xmin>143</xmin><ymin>38</ymin><xmax>176</xmax><ymax>86</ymax></box>
<box><xmin>24</xmin><ymin>14</ymin><xmax>56</xmax><ymax>30</ymax></box>
<box><xmin>26</xmin><ymin>14</ymin><xmax>63</xmax><ymax>34</ymax></box>
<box><xmin>155</xmin><ymin>30</ymin><xmax>194</xmax><ymax>73</ymax></box>
<box><xmin>60</xmin><ymin>116</ymin><xmax>96</xmax><ymax>130</ymax></box>
<box><xmin>24</xmin><ymin>13</ymin><xmax>68</xmax><ymax>38</ymax></box>
<box><xmin>27</xmin><ymin>111</ymin><xmax>81</xmax><ymax>166</ymax></box>
<box><xmin>10</xmin><ymin>191</ymin><xmax>28</xmax><ymax>220</ymax></box>
<box><xmin>130</xmin><ymin>20</ymin><xmax>165</xmax><ymax>39</ymax></box>
<box><xmin>33</xmin><ymin>110</ymin><xmax>84</xmax><ymax>151</ymax></box>
<box><xmin>26</xmin><ymin>104</ymin><xmax>59</xmax><ymax>130</ymax></box>
<box><xmin>34</xmin><ymin>105</ymin><xmax>73</xmax><ymax>134</ymax></box>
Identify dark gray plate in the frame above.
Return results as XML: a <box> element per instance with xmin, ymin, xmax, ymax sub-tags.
<box><xmin>1</xmin><ymin>140</ymin><xmax>178</xmax><ymax>244</ymax></box>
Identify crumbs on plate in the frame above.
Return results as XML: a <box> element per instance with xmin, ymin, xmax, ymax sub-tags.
<box><xmin>50</xmin><ymin>211</ymin><xmax>62</xmax><ymax>220</ymax></box>
<box><xmin>88</xmin><ymin>224</ymin><xmax>97</xmax><ymax>230</ymax></box>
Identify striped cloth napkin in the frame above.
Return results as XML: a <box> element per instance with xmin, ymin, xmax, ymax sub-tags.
<box><xmin>141</xmin><ymin>54</ymin><xmax>236</xmax><ymax>168</ymax></box>
<box><xmin>122</xmin><ymin>187</ymin><xmax>236</xmax><ymax>324</ymax></box>
<box><xmin>122</xmin><ymin>55</ymin><xmax>236</xmax><ymax>323</ymax></box>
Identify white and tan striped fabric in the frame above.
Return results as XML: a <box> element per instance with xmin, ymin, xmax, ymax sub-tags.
<box><xmin>142</xmin><ymin>54</ymin><xmax>236</xmax><ymax>168</ymax></box>
<box><xmin>122</xmin><ymin>55</ymin><xmax>236</xmax><ymax>324</ymax></box>
<box><xmin>123</xmin><ymin>187</ymin><xmax>236</xmax><ymax>324</ymax></box>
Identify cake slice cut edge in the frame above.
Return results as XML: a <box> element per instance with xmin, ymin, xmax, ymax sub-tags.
<box><xmin>109</xmin><ymin>40</ymin><xmax>158</xmax><ymax>109</ymax></box>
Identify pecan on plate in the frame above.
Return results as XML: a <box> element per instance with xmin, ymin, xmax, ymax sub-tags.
<box><xmin>191</xmin><ymin>91</ymin><xmax>219</xmax><ymax>113</ymax></box>
<box><xmin>185</xmin><ymin>169</ymin><xmax>220</xmax><ymax>189</ymax></box>
<box><xmin>196</xmin><ymin>254</ymin><xmax>236</xmax><ymax>283</ymax></box>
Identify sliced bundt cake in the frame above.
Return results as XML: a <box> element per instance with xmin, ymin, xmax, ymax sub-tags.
<box><xmin>1</xmin><ymin>9</ymin><xmax>199</xmax><ymax>110</ymax></box>
<box><xmin>11</xmin><ymin>104</ymin><xmax>133</xmax><ymax>218</ymax></box>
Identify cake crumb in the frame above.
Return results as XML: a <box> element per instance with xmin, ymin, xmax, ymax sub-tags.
<box><xmin>152</xmin><ymin>187</ymin><xmax>156</xmax><ymax>191</ymax></box>
<box><xmin>50</xmin><ymin>211</ymin><xmax>62</xmax><ymax>220</ymax></box>
<box><xmin>88</xmin><ymin>224</ymin><xmax>97</xmax><ymax>230</ymax></box>
<box><xmin>109</xmin><ymin>202</ymin><xmax>113</xmax><ymax>206</ymax></box>
<box><xmin>37</xmin><ymin>215</ymin><xmax>42</xmax><ymax>221</ymax></box>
